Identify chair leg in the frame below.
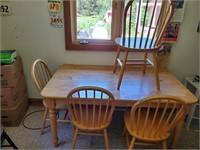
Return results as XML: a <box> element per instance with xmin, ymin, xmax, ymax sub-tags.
<box><xmin>129</xmin><ymin>137</ymin><xmax>136</xmax><ymax>150</ymax></box>
<box><xmin>162</xmin><ymin>140</ymin><xmax>167</xmax><ymax>150</ymax></box>
<box><xmin>125</xmin><ymin>128</ymin><xmax>130</xmax><ymax>148</ymax></box>
<box><xmin>41</xmin><ymin>108</ymin><xmax>48</xmax><ymax>135</ymax></box>
<box><xmin>142</xmin><ymin>52</ymin><xmax>148</xmax><ymax>74</ymax></box>
<box><xmin>72</xmin><ymin>128</ymin><xmax>79</xmax><ymax>150</ymax></box>
<box><xmin>152</xmin><ymin>52</ymin><xmax>160</xmax><ymax>90</ymax></box>
<box><xmin>117</xmin><ymin>51</ymin><xmax>129</xmax><ymax>90</ymax></box>
<box><xmin>1</xmin><ymin>130</ymin><xmax>18</xmax><ymax>149</ymax></box>
<box><xmin>113</xmin><ymin>47</ymin><xmax>121</xmax><ymax>73</ymax></box>
<box><xmin>122</xmin><ymin>126</ymin><xmax>126</xmax><ymax>136</ymax></box>
<box><xmin>63</xmin><ymin>110</ymin><xmax>68</xmax><ymax>120</ymax></box>
<box><xmin>103</xmin><ymin>129</ymin><xmax>110</xmax><ymax>150</ymax></box>
<box><xmin>90</xmin><ymin>136</ymin><xmax>94</xmax><ymax>145</ymax></box>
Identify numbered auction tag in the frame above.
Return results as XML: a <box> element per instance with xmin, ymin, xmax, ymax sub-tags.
<box><xmin>49</xmin><ymin>14</ymin><xmax>63</xmax><ymax>28</ymax></box>
<box><xmin>48</xmin><ymin>0</ymin><xmax>61</xmax><ymax>13</ymax></box>
<box><xmin>0</xmin><ymin>1</ymin><xmax>11</xmax><ymax>15</ymax></box>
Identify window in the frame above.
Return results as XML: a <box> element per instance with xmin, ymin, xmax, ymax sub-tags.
<box><xmin>63</xmin><ymin>0</ymin><xmax>164</xmax><ymax>51</ymax></box>
<box><xmin>63</xmin><ymin>0</ymin><xmax>124</xmax><ymax>51</ymax></box>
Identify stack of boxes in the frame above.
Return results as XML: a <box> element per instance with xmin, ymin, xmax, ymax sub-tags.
<box><xmin>1</xmin><ymin>56</ymin><xmax>29</xmax><ymax>126</ymax></box>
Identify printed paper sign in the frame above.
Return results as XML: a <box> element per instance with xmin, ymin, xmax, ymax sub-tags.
<box><xmin>162</xmin><ymin>22</ymin><xmax>180</xmax><ymax>43</ymax></box>
<box><xmin>49</xmin><ymin>14</ymin><xmax>63</xmax><ymax>28</ymax></box>
<box><xmin>172</xmin><ymin>0</ymin><xmax>186</xmax><ymax>22</ymax></box>
<box><xmin>48</xmin><ymin>0</ymin><xmax>61</xmax><ymax>13</ymax></box>
<box><xmin>0</xmin><ymin>1</ymin><xmax>11</xmax><ymax>15</ymax></box>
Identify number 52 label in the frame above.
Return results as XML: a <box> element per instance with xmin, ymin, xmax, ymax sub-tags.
<box><xmin>0</xmin><ymin>1</ymin><xmax>11</xmax><ymax>15</ymax></box>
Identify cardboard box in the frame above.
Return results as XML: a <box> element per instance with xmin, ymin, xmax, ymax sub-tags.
<box><xmin>1</xmin><ymin>93</ymin><xmax>29</xmax><ymax>127</ymax></box>
<box><xmin>1</xmin><ymin>56</ymin><xmax>23</xmax><ymax>87</ymax></box>
<box><xmin>1</xmin><ymin>75</ymin><xmax>27</xmax><ymax>107</ymax></box>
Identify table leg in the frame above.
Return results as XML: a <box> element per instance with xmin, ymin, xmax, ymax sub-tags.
<box><xmin>45</xmin><ymin>99</ymin><xmax>59</xmax><ymax>147</ymax></box>
<box><xmin>49</xmin><ymin>108</ymin><xmax>59</xmax><ymax>147</ymax></box>
<box><xmin>171</xmin><ymin>119</ymin><xmax>184</xmax><ymax>149</ymax></box>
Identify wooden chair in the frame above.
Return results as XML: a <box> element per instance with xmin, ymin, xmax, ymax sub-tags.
<box><xmin>124</xmin><ymin>95</ymin><xmax>187</xmax><ymax>149</ymax></box>
<box><xmin>66</xmin><ymin>86</ymin><xmax>115</xmax><ymax>149</ymax></box>
<box><xmin>31</xmin><ymin>59</ymin><xmax>69</xmax><ymax>135</ymax></box>
<box><xmin>113</xmin><ymin>0</ymin><xmax>174</xmax><ymax>90</ymax></box>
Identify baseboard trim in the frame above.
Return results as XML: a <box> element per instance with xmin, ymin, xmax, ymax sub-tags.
<box><xmin>28</xmin><ymin>98</ymin><xmax>43</xmax><ymax>106</ymax></box>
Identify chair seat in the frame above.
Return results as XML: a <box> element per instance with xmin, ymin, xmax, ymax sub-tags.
<box><xmin>124</xmin><ymin>109</ymin><xmax>170</xmax><ymax>142</ymax></box>
<box><xmin>115</xmin><ymin>37</ymin><xmax>158</xmax><ymax>50</ymax></box>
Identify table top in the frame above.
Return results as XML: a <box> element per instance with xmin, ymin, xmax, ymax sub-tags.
<box><xmin>41</xmin><ymin>64</ymin><xmax>197</xmax><ymax>107</ymax></box>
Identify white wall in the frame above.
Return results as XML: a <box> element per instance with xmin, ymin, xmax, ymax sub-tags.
<box><xmin>168</xmin><ymin>0</ymin><xmax>199</xmax><ymax>81</ymax></box>
<box><xmin>1</xmin><ymin>0</ymin><xmax>199</xmax><ymax>99</ymax></box>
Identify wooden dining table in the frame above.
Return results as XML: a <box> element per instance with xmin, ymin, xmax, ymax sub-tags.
<box><xmin>41</xmin><ymin>64</ymin><xmax>197</xmax><ymax>148</ymax></box>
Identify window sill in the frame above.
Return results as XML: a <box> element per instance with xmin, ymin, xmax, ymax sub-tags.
<box><xmin>65</xmin><ymin>40</ymin><xmax>117</xmax><ymax>51</ymax></box>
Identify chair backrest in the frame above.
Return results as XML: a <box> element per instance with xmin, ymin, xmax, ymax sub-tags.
<box><xmin>121</xmin><ymin>0</ymin><xmax>174</xmax><ymax>49</ymax></box>
<box><xmin>31</xmin><ymin>59</ymin><xmax>52</xmax><ymax>92</ymax></box>
<box><xmin>130</xmin><ymin>95</ymin><xmax>187</xmax><ymax>138</ymax></box>
<box><xmin>66</xmin><ymin>86</ymin><xmax>115</xmax><ymax>129</ymax></box>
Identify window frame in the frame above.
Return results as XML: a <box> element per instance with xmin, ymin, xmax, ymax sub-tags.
<box><xmin>63</xmin><ymin>0</ymin><xmax>123</xmax><ymax>51</ymax></box>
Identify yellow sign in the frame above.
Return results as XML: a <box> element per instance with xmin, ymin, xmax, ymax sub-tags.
<box><xmin>48</xmin><ymin>0</ymin><xmax>61</xmax><ymax>13</ymax></box>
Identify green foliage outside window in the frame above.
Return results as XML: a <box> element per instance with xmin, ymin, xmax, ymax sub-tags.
<box><xmin>76</xmin><ymin>0</ymin><xmax>149</xmax><ymax>38</ymax></box>
<box><xmin>77</xmin><ymin>0</ymin><xmax>112</xmax><ymax>38</ymax></box>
